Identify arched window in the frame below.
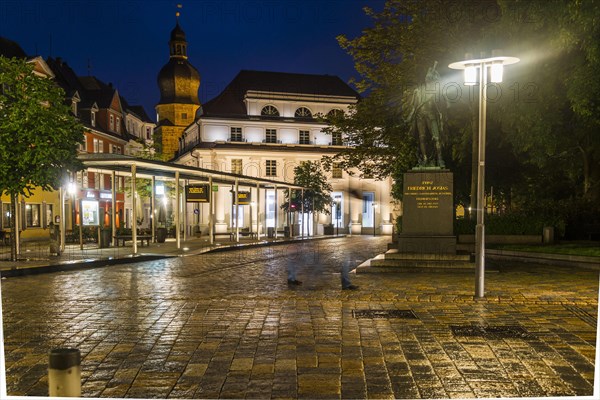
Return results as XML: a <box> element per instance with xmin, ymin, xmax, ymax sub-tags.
<box><xmin>294</xmin><ymin>107</ymin><xmax>312</xmax><ymax>118</ymax></box>
<box><xmin>327</xmin><ymin>109</ymin><xmax>343</xmax><ymax>117</ymax></box>
<box><xmin>261</xmin><ymin>105</ymin><xmax>280</xmax><ymax>117</ymax></box>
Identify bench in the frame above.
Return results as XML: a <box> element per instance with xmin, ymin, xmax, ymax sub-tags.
<box><xmin>0</xmin><ymin>230</ymin><xmax>8</xmax><ymax>245</ymax></box>
<box><xmin>114</xmin><ymin>234</ymin><xmax>152</xmax><ymax>247</ymax></box>
<box><xmin>230</xmin><ymin>228</ymin><xmax>258</xmax><ymax>240</ymax></box>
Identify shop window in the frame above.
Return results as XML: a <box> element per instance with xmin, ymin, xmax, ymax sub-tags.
<box><xmin>25</xmin><ymin>204</ymin><xmax>41</xmax><ymax>227</ymax></box>
<box><xmin>2</xmin><ymin>203</ymin><xmax>10</xmax><ymax>229</ymax></box>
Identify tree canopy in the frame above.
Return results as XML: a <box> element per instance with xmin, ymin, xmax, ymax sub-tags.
<box><xmin>281</xmin><ymin>161</ymin><xmax>333</xmax><ymax>215</ymax></box>
<box><xmin>327</xmin><ymin>0</ymin><xmax>599</xmax><ymax>220</ymax></box>
<box><xmin>0</xmin><ymin>56</ymin><xmax>83</xmax><ymax>198</ymax></box>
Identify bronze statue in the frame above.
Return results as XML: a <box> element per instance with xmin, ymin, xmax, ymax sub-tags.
<box><xmin>406</xmin><ymin>61</ymin><xmax>446</xmax><ymax>168</ymax></box>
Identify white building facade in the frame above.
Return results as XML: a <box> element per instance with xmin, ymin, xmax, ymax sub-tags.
<box><xmin>173</xmin><ymin>70</ymin><xmax>394</xmax><ymax>236</ymax></box>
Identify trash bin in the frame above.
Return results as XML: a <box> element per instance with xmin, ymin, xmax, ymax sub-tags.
<box><xmin>284</xmin><ymin>226</ymin><xmax>290</xmax><ymax>238</ymax></box>
<box><xmin>543</xmin><ymin>226</ymin><xmax>555</xmax><ymax>244</ymax></box>
<box><xmin>156</xmin><ymin>227</ymin><xmax>167</xmax><ymax>243</ymax></box>
<box><xmin>267</xmin><ymin>227</ymin><xmax>275</xmax><ymax>238</ymax></box>
<box><xmin>49</xmin><ymin>223</ymin><xmax>61</xmax><ymax>255</ymax></box>
<box><xmin>100</xmin><ymin>228</ymin><xmax>111</xmax><ymax>248</ymax></box>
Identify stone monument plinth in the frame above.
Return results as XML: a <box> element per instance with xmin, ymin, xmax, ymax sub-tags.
<box><xmin>398</xmin><ymin>169</ymin><xmax>456</xmax><ymax>254</ymax></box>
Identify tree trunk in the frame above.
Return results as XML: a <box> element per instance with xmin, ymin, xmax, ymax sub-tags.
<box><xmin>10</xmin><ymin>193</ymin><xmax>17</xmax><ymax>262</ymax></box>
<box><xmin>578</xmin><ymin>145</ymin><xmax>590</xmax><ymax>196</ymax></box>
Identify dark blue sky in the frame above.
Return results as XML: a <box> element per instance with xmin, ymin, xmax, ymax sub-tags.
<box><xmin>0</xmin><ymin>0</ymin><xmax>384</xmax><ymax>119</ymax></box>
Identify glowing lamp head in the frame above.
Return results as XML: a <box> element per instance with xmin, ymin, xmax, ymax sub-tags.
<box><xmin>464</xmin><ymin>65</ymin><xmax>477</xmax><ymax>86</ymax></box>
<box><xmin>67</xmin><ymin>182</ymin><xmax>77</xmax><ymax>195</ymax></box>
<box><xmin>491</xmin><ymin>62</ymin><xmax>503</xmax><ymax>83</ymax></box>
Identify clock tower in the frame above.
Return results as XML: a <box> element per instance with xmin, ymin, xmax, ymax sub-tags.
<box><xmin>155</xmin><ymin>16</ymin><xmax>200</xmax><ymax>160</ymax></box>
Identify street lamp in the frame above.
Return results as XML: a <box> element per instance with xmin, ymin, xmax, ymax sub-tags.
<box><xmin>372</xmin><ymin>202</ymin><xmax>378</xmax><ymax>237</ymax></box>
<box><xmin>449</xmin><ymin>52</ymin><xmax>519</xmax><ymax>299</ymax></box>
<box><xmin>333</xmin><ymin>198</ymin><xmax>341</xmax><ymax>236</ymax></box>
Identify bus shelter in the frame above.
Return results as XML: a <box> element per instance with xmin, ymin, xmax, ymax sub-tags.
<box><xmin>63</xmin><ymin>154</ymin><xmax>308</xmax><ymax>255</ymax></box>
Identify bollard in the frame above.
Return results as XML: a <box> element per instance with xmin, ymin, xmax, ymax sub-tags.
<box><xmin>48</xmin><ymin>348</ymin><xmax>81</xmax><ymax>397</ymax></box>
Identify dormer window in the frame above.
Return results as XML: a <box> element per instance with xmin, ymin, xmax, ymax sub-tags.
<box><xmin>116</xmin><ymin>117</ymin><xmax>120</xmax><ymax>133</ymax></box>
<box><xmin>261</xmin><ymin>105</ymin><xmax>279</xmax><ymax>117</ymax></box>
<box><xmin>71</xmin><ymin>100</ymin><xmax>77</xmax><ymax>116</ymax></box>
<box><xmin>294</xmin><ymin>107</ymin><xmax>312</xmax><ymax>118</ymax></box>
<box><xmin>327</xmin><ymin>109</ymin><xmax>343</xmax><ymax>118</ymax></box>
<box><xmin>90</xmin><ymin>111</ymin><xmax>96</xmax><ymax>127</ymax></box>
<box><xmin>109</xmin><ymin>115</ymin><xmax>114</xmax><ymax>131</ymax></box>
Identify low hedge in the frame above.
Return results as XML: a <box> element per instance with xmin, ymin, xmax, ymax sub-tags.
<box><xmin>455</xmin><ymin>213</ymin><xmax>558</xmax><ymax>235</ymax></box>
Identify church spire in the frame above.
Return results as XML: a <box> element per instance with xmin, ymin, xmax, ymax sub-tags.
<box><xmin>170</xmin><ymin>4</ymin><xmax>187</xmax><ymax>59</ymax></box>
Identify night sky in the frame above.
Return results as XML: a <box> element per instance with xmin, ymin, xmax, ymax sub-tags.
<box><xmin>0</xmin><ymin>0</ymin><xmax>384</xmax><ymax>119</ymax></box>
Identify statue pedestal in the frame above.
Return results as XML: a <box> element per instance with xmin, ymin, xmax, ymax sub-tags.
<box><xmin>398</xmin><ymin>169</ymin><xmax>456</xmax><ymax>254</ymax></box>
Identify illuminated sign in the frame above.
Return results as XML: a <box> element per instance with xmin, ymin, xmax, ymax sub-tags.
<box><xmin>99</xmin><ymin>192</ymin><xmax>112</xmax><ymax>199</ymax></box>
<box><xmin>81</xmin><ymin>200</ymin><xmax>99</xmax><ymax>226</ymax></box>
<box><xmin>237</xmin><ymin>191</ymin><xmax>251</xmax><ymax>205</ymax></box>
<box><xmin>186</xmin><ymin>184</ymin><xmax>210</xmax><ymax>203</ymax></box>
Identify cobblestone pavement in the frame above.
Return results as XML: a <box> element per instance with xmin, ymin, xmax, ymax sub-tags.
<box><xmin>1</xmin><ymin>236</ymin><xmax>598</xmax><ymax>399</ymax></box>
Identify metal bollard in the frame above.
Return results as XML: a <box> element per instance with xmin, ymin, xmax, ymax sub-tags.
<box><xmin>48</xmin><ymin>348</ymin><xmax>81</xmax><ymax>397</ymax></box>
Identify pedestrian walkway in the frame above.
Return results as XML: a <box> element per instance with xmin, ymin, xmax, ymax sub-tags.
<box><xmin>1</xmin><ymin>236</ymin><xmax>598</xmax><ymax>398</ymax></box>
<box><xmin>0</xmin><ymin>234</ymin><xmax>342</xmax><ymax>277</ymax></box>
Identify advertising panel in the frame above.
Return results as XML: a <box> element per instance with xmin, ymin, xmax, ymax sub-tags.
<box><xmin>81</xmin><ymin>200</ymin><xmax>99</xmax><ymax>226</ymax></box>
<box><xmin>186</xmin><ymin>184</ymin><xmax>210</xmax><ymax>203</ymax></box>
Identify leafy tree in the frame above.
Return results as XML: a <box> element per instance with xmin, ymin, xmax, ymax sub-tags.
<box><xmin>0</xmin><ymin>56</ymin><xmax>83</xmax><ymax>259</ymax></box>
<box><xmin>326</xmin><ymin>0</ymin><xmax>502</xmax><ymax>214</ymax></box>
<box><xmin>493</xmin><ymin>0</ymin><xmax>600</xmax><ymax>204</ymax></box>
<box><xmin>330</xmin><ymin>0</ymin><xmax>599</xmax><ymax>226</ymax></box>
<box><xmin>281</xmin><ymin>161</ymin><xmax>333</xmax><ymax>215</ymax></box>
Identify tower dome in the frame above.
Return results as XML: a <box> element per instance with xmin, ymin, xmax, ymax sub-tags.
<box><xmin>157</xmin><ymin>21</ymin><xmax>200</xmax><ymax>105</ymax></box>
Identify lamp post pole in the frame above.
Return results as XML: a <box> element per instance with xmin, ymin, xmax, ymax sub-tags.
<box><xmin>449</xmin><ymin>53</ymin><xmax>519</xmax><ymax>299</ymax></box>
<box><xmin>334</xmin><ymin>199</ymin><xmax>340</xmax><ymax>236</ymax></box>
<box><xmin>372</xmin><ymin>202</ymin><xmax>377</xmax><ymax>237</ymax></box>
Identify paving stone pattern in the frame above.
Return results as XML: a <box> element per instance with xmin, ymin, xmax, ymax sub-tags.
<box><xmin>1</xmin><ymin>236</ymin><xmax>598</xmax><ymax>398</ymax></box>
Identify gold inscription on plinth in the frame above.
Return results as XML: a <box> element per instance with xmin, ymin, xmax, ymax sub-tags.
<box><xmin>404</xmin><ymin>180</ymin><xmax>451</xmax><ymax>209</ymax></box>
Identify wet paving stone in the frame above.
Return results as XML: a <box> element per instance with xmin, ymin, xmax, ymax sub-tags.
<box><xmin>1</xmin><ymin>236</ymin><xmax>598</xmax><ymax>398</ymax></box>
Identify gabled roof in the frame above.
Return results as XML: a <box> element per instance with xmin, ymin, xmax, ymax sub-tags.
<box><xmin>0</xmin><ymin>36</ymin><xmax>27</xmax><ymax>58</ymax></box>
<box><xmin>121</xmin><ymin>96</ymin><xmax>153</xmax><ymax>123</ymax></box>
<box><xmin>201</xmin><ymin>70</ymin><xmax>360</xmax><ymax>118</ymax></box>
<box><xmin>78</xmin><ymin>76</ymin><xmax>119</xmax><ymax>109</ymax></box>
<box><xmin>46</xmin><ymin>57</ymin><xmax>83</xmax><ymax>98</ymax></box>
